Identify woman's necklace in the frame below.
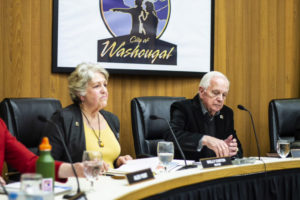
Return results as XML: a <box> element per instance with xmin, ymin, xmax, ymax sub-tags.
<box><xmin>82</xmin><ymin>111</ymin><xmax>104</xmax><ymax>148</ymax></box>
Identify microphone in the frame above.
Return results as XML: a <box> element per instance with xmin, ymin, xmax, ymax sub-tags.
<box><xmin>150</xmin><ymin>115</ymin><xmax>197</xmax><ymax>170</ymax></box>
<box><xmin>237</xmin><ymin>105</ymin><xmax>261</xmax><ymax>160</ymax></box>
<box><xmin>38</xmin><ymin>116</ymin><xmax>86</xmax><ymax>200</ymax></box>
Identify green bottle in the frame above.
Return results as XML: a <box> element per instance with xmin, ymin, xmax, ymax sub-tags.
<box><xmin>36</xmin><ymin>137</ymin><xmax>55</xmax><ymax>192</ymax></box>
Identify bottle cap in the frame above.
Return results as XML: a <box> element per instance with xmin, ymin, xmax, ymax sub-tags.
<box><xmin>8</xmin><ymin>192</ymin><xmax>18</xmax><ymax>199</ymax></box>
<box><xmin>39</xmin><ymin>137</ymin><xmax>52</xmax><ymax>151</ymax></box>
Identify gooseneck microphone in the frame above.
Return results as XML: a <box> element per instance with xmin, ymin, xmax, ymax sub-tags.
<box><xmin>237</xmin><ymin>105</ymin><xmax>261</xmax><ymax>160</ymax></box>
<box><xmin>38</xmin><ymin>116</ymin><xmax>86</xmax><ymax>200</ymax></box>
<box><xmin>150</xmin><ymin>115</ymin><xmax>197</xmax><ymax>170</ymax></box>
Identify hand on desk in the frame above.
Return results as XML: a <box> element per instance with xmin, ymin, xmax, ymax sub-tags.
<box><xmin>58</xmin><ymin>162</ymin><xmax>85</xmax><ymax>178</ymax></box>
<box><xmin>202</xmin><ymin>135</ymin><xmax>239</xmax><ymax>158</ymax></box>
<box><xmin>0</xmin><ymin>176</ymin><xmax>6</xmax><ymax>185</ymax></box>
<box><xmin>101</xmin><ymin>162</ymin><xmax>109</xmax><ymax>173</ymax></box>
<box><xmin>202</xmin><ymin>135</ymin><xmax>229</xmax><ymax>157</ymax></box>
<box><xmin>116</xmin><ymin>155</ymin><xmax>133</xmax><ymax>167</ymax></box>
<box><xmin>58</xmin><ymin>162</ymin><xmax>109</xmax><ymax>179</ymax></box>
<box><xmin>224</xmin><ymin>135</ymin><xmax>239</xmax><ymax>157</ymax></box>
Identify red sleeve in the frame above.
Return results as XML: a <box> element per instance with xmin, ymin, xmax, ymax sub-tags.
<box><xmin>1</xmin><ymin>119</ymin><xmax>66</xmax><ymax>182</ymax></box>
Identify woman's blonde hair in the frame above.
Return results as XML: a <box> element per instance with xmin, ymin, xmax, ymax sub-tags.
<box><xmin>68</xmin><ymin>62</ymin><xmax>109</xmax><ymax>104</ymax></box>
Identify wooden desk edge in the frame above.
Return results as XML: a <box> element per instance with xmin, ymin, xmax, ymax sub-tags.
<box><xmin>117</xmin><ymin>159</ymin><xmax>300</xmax><ymax>200</ymax></box>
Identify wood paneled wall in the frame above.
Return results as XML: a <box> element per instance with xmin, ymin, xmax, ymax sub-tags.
<box><xmin>0</xmin><ymin>0</ymin><xmax>299</xmax><ymax>158</ymax></box>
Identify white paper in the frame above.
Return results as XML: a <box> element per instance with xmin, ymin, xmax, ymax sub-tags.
<box><xmin>109</xmin><ymin>157</ymin><xmax>195</xmax><ymax>174</ymax></box>
<box><xmin>1</xmin><ymin>182</ymin><xmax>72</xmax><ymax>195</ymax></box>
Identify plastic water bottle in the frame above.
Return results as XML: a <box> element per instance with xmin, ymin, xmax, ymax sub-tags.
<box><xmin>36</xmin><ymin>137</ymin><xmax>55</xmax><ymax>192</ymax></box>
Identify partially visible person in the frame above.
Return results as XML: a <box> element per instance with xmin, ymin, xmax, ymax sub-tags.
<box><xmin>167</xmin><ymin>71</ymin><xmax>243</xmax><ymax>161</ymax></box>
<box><xmin>0</xmin><ymin>118</ymin><xmax>85</xmax><ymax>185</ymax></box>
<box><xmin>43</xmin><ymin>62</ymin><xmax>132</xmax><ymax>169</ymax></box>
<box><xmin>139</xmin><ymin>1</ymin><xmax>158</xmax><ymax>37</ymax></box>
<box><xmin>110</xmin><ymin>0</ymin><xmax>144</xmax><ymax>35</ymax></box>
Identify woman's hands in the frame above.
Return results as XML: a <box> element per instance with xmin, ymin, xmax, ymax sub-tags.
<box><xmin>58</xmin><ymin>163</ymin><xmax>85</xmax><ymax>178</ymax></box>
<box><xmin>101</xmin><ymin>161</ymin><xmax>109</xmax><ymax>173</ymax></box>
<box><xmin>116</xmin><ymin>155</ymin><xmax>133</xmax><ymax>168</ymax></box>
<box><xmin>58</xmin><ymin>161</ymin><xmax>111</xmax><ymax>179</ymax></box>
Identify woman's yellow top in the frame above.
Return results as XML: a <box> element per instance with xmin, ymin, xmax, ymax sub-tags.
<box><xmin>84</xmin><ymin>121</ymin><xmax>121</xmax><ymax>168</ymax></box>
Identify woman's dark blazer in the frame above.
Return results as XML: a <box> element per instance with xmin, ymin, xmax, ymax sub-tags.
<box><xmin>42</xmin><ymin>104</ymin><xmax>120</xmax><ymax>163</ymax></box>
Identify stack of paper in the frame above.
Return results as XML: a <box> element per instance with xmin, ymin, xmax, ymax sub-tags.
<box><xmin>105</xmin><ymin>157</ymin><xmax>195</xmax><ymax>175</ymax></box>
<box><xmin>0</xmin><ymin>182</ymin><xmax>72</xmax><ymax>195</ymax></box>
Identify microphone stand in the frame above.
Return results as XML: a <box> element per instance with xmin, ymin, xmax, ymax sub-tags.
<box><xmin>150</xmin><ymin>115</ymin><xmax>197</xmax><ymax>170</ymax></box>
<box><xmin>237</xmin><ymin>105</ymin><xmax>261</xmax><ymax>160</ymax></box>
<box><xmin>38</xmin><ymin>116</ymin><xmax>86</xmax><ymax>200</ymax></box>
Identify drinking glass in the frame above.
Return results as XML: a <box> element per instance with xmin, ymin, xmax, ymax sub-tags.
<box><xmin>20</xmin><ymin>173</ymin><xmax>42</xmax><ymax>194</ymax></box>
<box><xmin>276</xmin><ymin>140</ymin><xmax>290</xmax><ymax>158</ymax></box>
<box><xmin>82</xmin><ymin>151</ymin><xmax>103</xmax><ymax>190</ymax></box>
<box><xmin>157</xmin><ymin>141</ymin><xmax>174</xmax><ymax>172</ymax></box>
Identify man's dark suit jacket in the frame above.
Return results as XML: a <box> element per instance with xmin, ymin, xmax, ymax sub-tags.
<box><xmin>168</xmin><ymin>94</ymin><xmax>243</xmax><ymax>161</ymax></box>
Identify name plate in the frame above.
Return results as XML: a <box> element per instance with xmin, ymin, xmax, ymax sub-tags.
<box><xmin>126</xmin><ymin>168</ymin><xmax>154</xmax><ymax>185</ymax></box>
<box><xmin>200</xmin><ymin>157</ymin><xmax>232</xmax><ymax>168</ymax></box>
<box><xmin>291</xmin><ymin>149</ymin><xmax>300</xmax><ymax>158</ymax></box>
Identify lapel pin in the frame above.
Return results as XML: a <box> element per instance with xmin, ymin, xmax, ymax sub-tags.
<box><xmin>75</xmin><ymin>121</ymin><xmax>79</xmax><ymax>126</ymax></box>
<box><xmin>220</xmin><ymin>115</ymin><xmax>224</xmax><ymax>119</ymax></box>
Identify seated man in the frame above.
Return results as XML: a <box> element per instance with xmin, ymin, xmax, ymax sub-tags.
<box><xmin>167</xmin><ymin>71</ymin><xmax>243</xmax><ymax>161</ymax></box>
<box><xmin>0</xmin><ymin>118</ymin><xmax>85</xmax><ymax>185</ymax></box>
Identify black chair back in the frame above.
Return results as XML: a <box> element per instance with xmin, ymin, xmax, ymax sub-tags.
<box><xmin>268</xmin><ymin>98</ymin><xmax>300</xmax><ymax>152</ymax></box>
<box><xmin>131</xmin><ymin>96</ymin><xmax>185</xmax><ymax>157</ymax></box>
<box><xmin>0</xmin><ymin>98</ymin><xmax>62</xmax><ymax>155</ymax></box>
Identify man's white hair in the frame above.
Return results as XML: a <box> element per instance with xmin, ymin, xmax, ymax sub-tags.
<box><xmin>199</xmin><ymin>71</ymin><xmax>230</xmax><ymax>89</ymax></box>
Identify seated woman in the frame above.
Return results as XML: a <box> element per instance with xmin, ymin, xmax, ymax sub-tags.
<box><xmin>43</xmin><ymin>62</ymin><xmax>132</xmax><ymax>168</ymax></box>
<box><xmin>0</xmin><ymin>118</ymin><xmax>84</xmax><ymax>185</ymax></box>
